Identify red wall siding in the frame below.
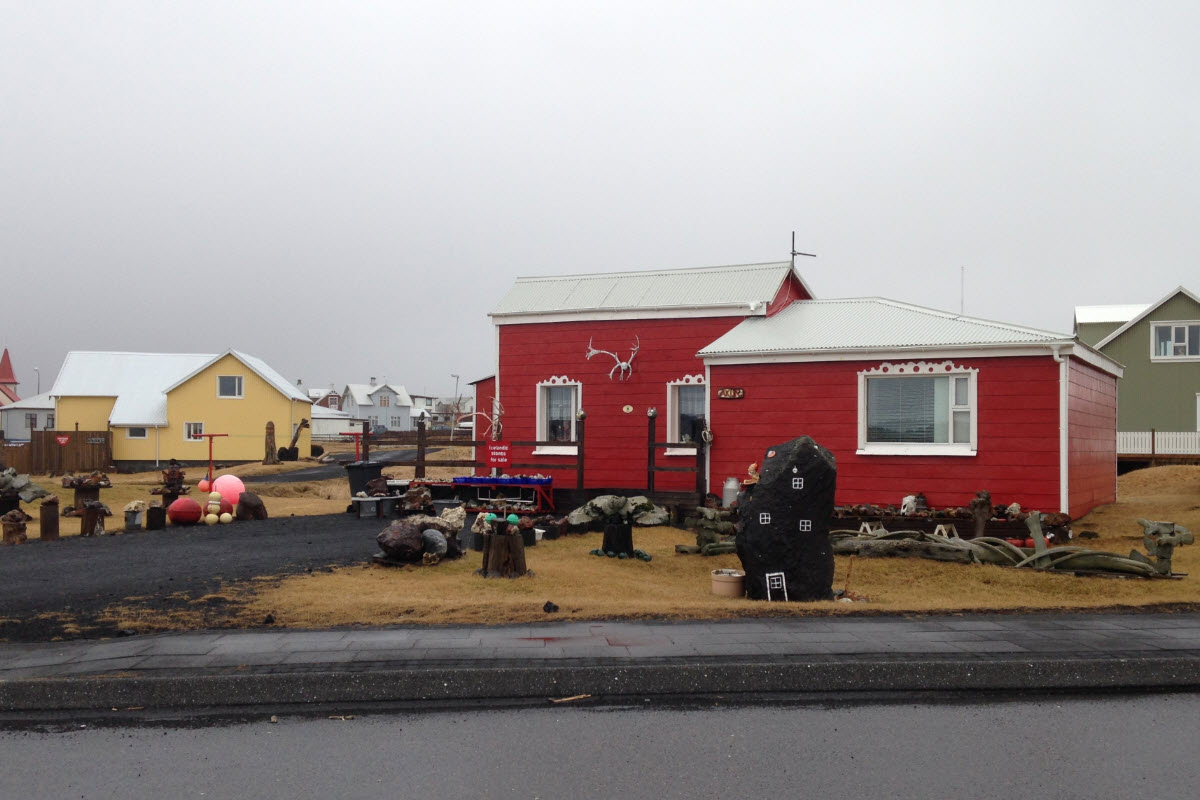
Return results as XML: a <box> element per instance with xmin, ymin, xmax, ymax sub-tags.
<box><xmin>497</xmin><ymin>316</ymin><xmax>743</xmax><ymax>490</ymax></box>
<box><xmin>707</xmin><ymin>356</ymin><xmax>1064</xmax><ymax>512</ymax></box>
<box><xmin>1067</xmin><ymin>358</ymin><xmax>1118</xmax><ymax>518</ymax></box>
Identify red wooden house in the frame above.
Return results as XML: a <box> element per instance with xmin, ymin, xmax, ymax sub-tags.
<box><xmin>481</xmin><ymin>262</ymin><xmax>1121</xmax><ymax>518</ymax></box>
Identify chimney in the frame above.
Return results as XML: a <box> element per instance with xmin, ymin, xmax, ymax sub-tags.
<box><xmin>369</xmin><ymin>376</ymin><xmax>377</xmax><ymax>387</ymax></box>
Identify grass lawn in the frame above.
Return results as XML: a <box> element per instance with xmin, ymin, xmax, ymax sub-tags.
<box><xmin>81</xmin><ymin>464</ymin><xmax>1200</xmax><ymax>633</ymax></box>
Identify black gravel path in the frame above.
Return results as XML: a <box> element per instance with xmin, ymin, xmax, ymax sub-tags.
<box><xmin>0</xmin><ymin>513</ymin><xmax>389</xmax><ymax>641</ymax></box>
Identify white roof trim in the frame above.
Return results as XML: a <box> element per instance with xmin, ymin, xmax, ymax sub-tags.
<box><xmin>1094</xmin><ymin>286</ymin><xmax>1200</xmax><ymax>349</ymax></box>
<box><xmin>703</xmin><ymin>342</ymin><xmax>1122</xmax><ymax>377</ymax></box>
<box><xmin>162</xmin><ymin>349</ymin><xmax>311</xmax><ymax>403</ymax></box>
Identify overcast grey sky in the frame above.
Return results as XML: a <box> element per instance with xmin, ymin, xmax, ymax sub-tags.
<box><xmin>3</xmin><ymin>1</ymin><xmax>1198</xmax><ymax>399</ymax></box>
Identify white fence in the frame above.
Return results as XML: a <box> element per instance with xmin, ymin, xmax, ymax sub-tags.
<box><xmin>1117</xmin><ymin>430</ymin><xmax>1200</xmax><ymax>456</ymax></box>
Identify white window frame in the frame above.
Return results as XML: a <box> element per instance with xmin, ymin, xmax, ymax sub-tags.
<box><xmin>127</xmin><ymin>427</ymin><xmax>148</xmax><ymax>439</ymax></box>
<box><xmin>185</xmin><ymin>421</ymin><xmax>204</xmax><ymax>441</ymax></box>
<box><xmin>534</xmin><ymin>376</ymin><xmax>580</xmax><ymax>455</ymax></box>
<box><xmin>217</xmin><ymin>374</ymin><xmax>244</xmax><ymax>398</ymax></box>
<box><xmin>1150</xmin><ymin>321</ymin><xmax>1200</xmax><ymax>362</ymax></box>
<box><xmin>857</xmin><ymin>361</ymin><xmax>978</xmax><ymax>457</ymax></box>
<box><xmin>380</xmin><ymin>394</ymin><xmax>391</xmax><ymax>407</ymax></box>
<box><xmin>665</xmin><ymin>374</ymin><xmax>705</xmax><ymax>456</ymax></box>
<box><xmin>45</xmin><ymin>413</ymin><xmax>55</xmax><ymax>429</ymax></box>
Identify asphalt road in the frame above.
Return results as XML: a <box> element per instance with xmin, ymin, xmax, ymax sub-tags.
<box><xmin>0</xmin><ymin>513</ymin><xmax>386</xmax><ymax>640</ymax></box>
<box><xmin>2</xmin><ymin>693</ymin><xmax>1196</xmax><ymax>798</ymax></box>
<box><xmin>250</xmin><ymin>447</ymin><xmax>434</xmax><ymax>484</ymax></box>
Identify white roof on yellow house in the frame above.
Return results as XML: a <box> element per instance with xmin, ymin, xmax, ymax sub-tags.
<box><xmin>50</xmin><ymin>350</ymin><xmax>309</xmax><ymax>427</ymax></box>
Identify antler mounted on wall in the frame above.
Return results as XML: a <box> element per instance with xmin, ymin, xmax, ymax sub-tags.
<box><xmin>586</xmin><ymin>335</ymin><xmax>640</xmax><ymax>381</ymax></box>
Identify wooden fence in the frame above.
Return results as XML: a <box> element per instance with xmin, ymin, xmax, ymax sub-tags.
<box><xmin>646</xmin><ymin>412</ymin><xmax>706</xmax><ymax>504</ymax></box>
<box><xmin>0</xmin><ymin>430</ymin><xmax>113</xmax><ymax>474</ymax></box>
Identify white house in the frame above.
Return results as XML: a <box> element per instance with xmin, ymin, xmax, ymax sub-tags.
<box><xmin>341</xmin><ymin>378</ymin><xmax>414</xmax><ymax>431</ymax></box>
<box><xmin>0</xmin><ymin>391</ymin><xmax>55</xmax><ymax>441</ymax></box>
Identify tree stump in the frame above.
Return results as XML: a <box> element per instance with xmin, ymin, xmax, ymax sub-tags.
<box><xmin>80</xmin><ymin>506</ymin><xmax>105</xmax><ymax>536</ymax></box>
<box><xmin>480</xmin><ymin>524</ymin><xmax>529</xmax><ymax>578</ymax></box>
<box><xmin>600</xmin><ymin>515</ymin><xmax>634</xmax><ymax>555</ymax></box>
<box><xmin>2</xmin><ymin>521</ymin><xmax>27</xmax><ymax>546</ymax></box>
<box><xmin>39</xmin><ymin>504</ymin><xmax>59</xmax><ymax>541</ymax></box>
<box><xmin>146</xmin><ymin>505</ymin><xmax>167</xmax><ymax>530</ymax></box>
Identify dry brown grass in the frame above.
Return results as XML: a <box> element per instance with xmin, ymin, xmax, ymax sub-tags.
<box><xmin>66</xmin><ymin>465</ymin><xmax>1200</xmax><ymax>632</ymax></box>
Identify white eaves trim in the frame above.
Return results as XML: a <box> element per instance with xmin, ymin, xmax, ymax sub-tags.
<box><xmin>1094</xmin><ymin>285</ymin><xmax>1200</xmax><ymax>350</ymax></box>
<box><xmin>163</xmin><ymin>349</ymin><xmax>310</xmax><ymax>403</ymax></box>
<box><xmin>492</xmin><ymin>306</ymin><xmax>763</xmax><ymax>325</ymax></box>
<box><xmin>702</xmin><ymin>342</ymin><xmax>1123</xmax><ymax>377</ymax></box>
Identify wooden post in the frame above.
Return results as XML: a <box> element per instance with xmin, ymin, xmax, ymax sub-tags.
<box><xmin>575</xmin><ymin>415</ymin><xmax>586</xmax><ymax>490</ymax></box>
<box><xmin>39</xmin><ymin>503</ymin><xmax>59</xmax><ymax>541</ymax></box>
<box><xmin>1151</xmin><ymin>427</ymin><xmax>1157</xmax><ymax>467</ymax></box>
<box><xmin>695</xmin><ymin>439</ymin><xmax>706</xmax><ymax>505</ymax></box>
<box><xmin>361</xmin><ymin>419</ymin><xmax>370</xmax><ymax>464</ymax></box>
<box><xmin>415</xmin><ymin>417</ymin><xmax>426</xmax><ymax>479</ymax></box>
<box><xmin>646</xmin><ymin>413</ymin><xmax>656</xmax><ymax>495</ymax></box>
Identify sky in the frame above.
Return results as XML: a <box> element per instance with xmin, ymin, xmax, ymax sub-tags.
<box><xmin>3</xmin><ymin>1</ymin><xmax>1198</xmax><ymax>400</ymax></box>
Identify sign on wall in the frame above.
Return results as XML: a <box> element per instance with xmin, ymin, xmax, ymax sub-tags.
<box><xmin>716</xmin><ymin>388</ymin><xmax>745</xmax><ymax>399</ymax></box>
<box><xmin>486</xmin><ymin>441</ymin><xmax>511</xmax><ymax>469</ymax></box>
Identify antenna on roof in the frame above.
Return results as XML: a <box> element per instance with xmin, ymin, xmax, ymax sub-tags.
<box><xmin>791</xmin><ymin>231</ymin><xmax>816</xmax><ymax>269</ymax></box>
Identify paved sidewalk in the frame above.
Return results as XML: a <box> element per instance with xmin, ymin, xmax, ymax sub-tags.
<box><xmin>3</xmin><ymin>613</ymin><xmax>1199</xmax><ymax>712</ymax></box>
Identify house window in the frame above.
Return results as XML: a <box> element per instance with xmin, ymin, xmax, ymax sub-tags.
<box><xmin>424</xmin><ymin>398</ymin><xmax>433</xmax><ymax>407</ymax></box>
<box><xmin>665</xmin><ymin>375</ymin><xmax>706</xmax><ymax>455</ymax></box>
<box><xmin>25</xmin><ymin>413</ymin><xmax>37</xmax><ymax>430</ymax></box>
<box><xmin>857</xmin><ymin>361</ymin><xmax>977</xmax><ymax>456</ymax></box>
<box><xmin>329</xmin><ymin>397</ymin><xmax>339</xmax><ymax>409</ymax></box>
<box><xmin>535</xmin><ymin>376</ymin><xmax>580</xmax><ymax>454</ymax></box>
<box><xmin>185</xmin><ymin>422</ymin><xmax>204</xmax><ymax>441</ymax></box>
<box><xmin>217</xmin><ymin>375</ymin><xmax>244</xmax><ymax>398</ymax></box>
<box><xmin>128</xmin><ymin>427</ymin><xmax>147</xmax><ymax>439</ymax></box>
<box><xmin>1152</xmin><ymin>322</ymin><xmax>1200</xmax><ymax>359</ymax></box>
<box><xmin>45</xmin><ymin>414</ymin><xmax>54</xmax><ymax>429</ymax></box>
<box><xmin>380</xmin><ymin>395</ymin><xmax>391</xmax><ymax>407</ymax></box>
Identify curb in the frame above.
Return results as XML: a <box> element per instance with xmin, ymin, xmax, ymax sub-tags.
<box><xmin>4</xmin><ymin>654</ymin><xmax>1200</xmax><ymax>712</ymax></box>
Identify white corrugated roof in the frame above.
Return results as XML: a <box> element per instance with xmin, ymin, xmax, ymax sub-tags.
<box><xmin>491</xmin><ymin>261</ymin><xmax>811</xmax><ymax>317</ymax></box>
<box><xmin>1073</xmin><ymin>304</ymin><xmax>1150</xmax><ymax>324</ymax></box>
<box><xmin>698</xmin><ymin>298</ymin><xmax>1071</xmax><ymax>357</ymax></box>
<box><xmin>50</xmin><ymin>350</ymin><xmax>309</xmax><ymax>426</ymax></box>
<box><xmin>310</xmin><ymin>405</ymin><xmax>350</xmax><ymax>419</ymax></box>
<box><xmin>343</xmin><ymin>383</ymin><xmax>412</xmax><ymax>408</ymax></box>
<box><xmin>0</xmin><ymin>391</ymin><xmax>54</xmax><ymax>410</ymax></box>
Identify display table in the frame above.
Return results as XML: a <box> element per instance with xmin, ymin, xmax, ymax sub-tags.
<box><xmin>412</xmin><ymin>476</ymin><xmax>554</xmax><ymax>513</ymax></box>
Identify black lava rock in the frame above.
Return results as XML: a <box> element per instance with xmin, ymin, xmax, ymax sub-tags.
<box><xmin>736</xmin><ymin>436</ymin><xmax>836</xmax><ymax>601</ymax></box>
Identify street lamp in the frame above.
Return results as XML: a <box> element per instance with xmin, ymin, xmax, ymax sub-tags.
<box><xmin>33</xmin><ymin>366</ymin><xmax>39</xmax><ymax>394</ymax></box>
<box><xmin>451</xmin><ymin>373</ymin><xmax>460</xmax><ymax>399</ymax></box>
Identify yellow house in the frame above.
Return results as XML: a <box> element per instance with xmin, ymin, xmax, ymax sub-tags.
<box><xmin>49</xmin><ymin>350</ymin><xmax>312</xmax><ymax>470</ymax></box>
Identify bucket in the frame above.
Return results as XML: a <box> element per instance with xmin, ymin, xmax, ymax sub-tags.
<box><xmin>535</xmin><ymin>528</ymin><xmax>545</xmax><ymax>542</ymax></box>
<box><xmin>711</xmin><ymin>569</ymin><xmax>745</xmax><ymax>597</ymax></box>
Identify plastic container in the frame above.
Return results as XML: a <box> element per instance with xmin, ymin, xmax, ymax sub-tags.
<box><xmin>721</xmin><ymin>477</ymin><xmax>740</xmax><ymax>508</ymax></box>
<box><xmin>711</xmin><ymin>569</ymin><xmax>745</xmax><ymax>597</ymax></box>
<box><xmin>345</xmin><ymin>461</ymin><xmax>384</xmax><ymax>496</ymax></box>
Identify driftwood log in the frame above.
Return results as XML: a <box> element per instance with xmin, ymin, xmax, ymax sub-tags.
<box><xmin>263</xmin><ymin>421</ymin><xmax>280</xmax><ymax>465</ymax></box>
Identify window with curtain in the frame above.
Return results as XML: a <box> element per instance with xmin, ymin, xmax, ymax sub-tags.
<box><xmin>859</xmin><ymin>363</ymin><xmax>976</xmax><ymax>455</ymax></box>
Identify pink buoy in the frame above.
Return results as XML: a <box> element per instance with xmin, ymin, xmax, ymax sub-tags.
<box><xmin>212</xmin><ymin>474</ymin><xmax>246</xmax><ymax>507</ymax></box>
<box><xmin>197</xmin><ymin>478</ymin><xmax>211</xmax><ymax>493</ymax></box>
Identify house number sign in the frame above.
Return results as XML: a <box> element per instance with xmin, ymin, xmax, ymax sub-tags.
<box><xmin>716</xmin><ymin>388</ymin><xmax>744</xmax><ymax>400</ymax></box>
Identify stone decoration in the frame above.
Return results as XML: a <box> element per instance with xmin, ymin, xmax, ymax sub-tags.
<box><xmin>235</xmin><ymin>491</ymin><xmax>269</xmax><ymax>521</ymax></box>
<box><xmin>736</xmin><ymin>436</ymin><xmax>836</xmax><ymax>601</ymax></box>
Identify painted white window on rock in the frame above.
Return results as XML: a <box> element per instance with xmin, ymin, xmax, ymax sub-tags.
<box><xmin>857</xmin><ymin>361</ymin><xmax>977</xmax><ymax>456</ymax></box>
<box><xmin>185</xmin><ymin>422</ymin><xmax>204</xmax><ymax>441</ymax></box>
<box><xmin>665</xmin><ymin>375</ymin><xmax>705</xmax><ymax>455</ymax></box>
<box><xmin>535</xmin><ymin>377</ymin><xmax>580</xmax><ymax>455</ymax></box>
<box><xmin>217</xmin><ymin>375</ymin><xmax>244</xmax><ymax>398</ymax></box>
<box><xmin>1152</xmin><ymin>322</ymin><xmax>1200</xmax><ymax>360</ymax></box>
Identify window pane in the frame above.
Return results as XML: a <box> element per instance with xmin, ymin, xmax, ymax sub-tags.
<box><xmin>1155</xmin><ymin>326</ymin><xmax>1172</xmax><ymax>356</ymax></box>
<box><xmin>1189</xmin><ymin>325</ymin><xmax>1200</xmax><ymax>356</ymax></box>
<box><xmin>218</xmin><ymin>376</ymin><xmax>242</xmax><ymax>396</ymax></box>
<box><xmin>952</xmin><ymin>410</ymin><xmax>970</xmax><ymax>443</ymax></box>
<box><xmin>953</xmin><ymin>376</ymin><xmax>968</xmax><ymax>406</ymax></box>
<box><xmin>546</xmin><ymin>385</ymin><xmax>575</xmax><ymax>441</ymax></box>
<box><xmin>867</xmin><ymin>376</ymin><xmax>947</xmax><ymax>443</ymax></box>
<box><xmin>677</xmin><ymin>385</ymin><xmax>705</xmax><ymax>443</ymax></box>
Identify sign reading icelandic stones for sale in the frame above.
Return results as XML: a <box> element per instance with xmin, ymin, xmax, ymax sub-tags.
<box><xmin>736</xmin><ymin>435</ymin><xmax>836</xmax><ymax>601</ymax></box>
<box><xmin>486</xmin><ymin>441</ymin><xmax>511</xmax><ymax>469</ymax></box>
<box><xmin>55</xmin><ymin>435</ymin><xmax>70</xmax><ymax>446</ymax></box>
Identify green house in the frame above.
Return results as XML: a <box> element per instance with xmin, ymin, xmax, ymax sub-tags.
<box><xmin>1075</xmin><ymin>286</ymin><xmax>1200</xmax><ymax>457</ymax></box>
